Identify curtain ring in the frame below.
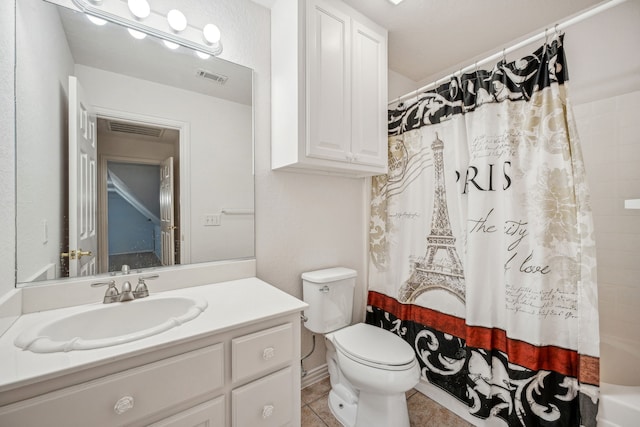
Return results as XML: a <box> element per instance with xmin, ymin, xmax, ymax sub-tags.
<box><xmin>502</xmin><ymin>48</ymin><xmax>507</xmax><ymax>64</ymax></box>
<box><xmin>554</xmin><ymin>23</ymin><xmax>560</xmax><ymax>36</ymax></box>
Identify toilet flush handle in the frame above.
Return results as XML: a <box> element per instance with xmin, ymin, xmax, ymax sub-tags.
<box><xmin>319</xmin><ymin>285</ymin><xmax>330</xmax><ymax>293</ymax></box>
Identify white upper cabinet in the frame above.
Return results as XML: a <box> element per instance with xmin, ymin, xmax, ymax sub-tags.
<box><xmin>271</xmin><ymin>0</ymin><xmax>388</xmax><ymax>177</ymax></box>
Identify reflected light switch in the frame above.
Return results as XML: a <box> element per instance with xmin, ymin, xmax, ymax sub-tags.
<box><xmin>203</xmin><ymin>214</ymin><xmax>221</xmax><ymax>226</ymax></box>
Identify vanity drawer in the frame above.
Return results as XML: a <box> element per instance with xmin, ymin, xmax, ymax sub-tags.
<box><xmin>232</xmin><ymin>322</ymin><xmax>293</xmax><ymax>383</ymax></box>
<box><xmin>148</xmin><ymin>395</ymin><xmax>225</xmax><ymax>427</ymax></box>
<box><xmin>231</xmin><ymin>366</ymin><xmax>293</xmax><ymax>427</ymax></box>
<box><xmin>0</xmin><ymin>343</ymin><xmax>224</xmax><ymax>427</ymax></box>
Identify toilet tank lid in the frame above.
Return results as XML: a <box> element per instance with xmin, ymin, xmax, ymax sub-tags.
<box><xmin>302</xmin><ymin>267</ymin><xmax>357</xmax><ymax>283</ymax></box>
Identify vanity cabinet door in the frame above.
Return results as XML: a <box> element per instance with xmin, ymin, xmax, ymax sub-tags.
<box><xmin>231</xmin><ymin>367</ymin><xmax>293</xmax><ymax>427</ymax></box>
<box><xmin>0</xmin><ymin>344</ymin><xmax>224</xmax><ymax>427</ymax></box>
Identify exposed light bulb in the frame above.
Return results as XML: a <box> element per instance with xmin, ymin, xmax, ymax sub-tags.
<box><xmin>87</xmin><ymin>15</ymin><xmax>107</xmax><ymax>26</ymax></box>
<box><xmin>127</xmin><ymin>28</ymin><xmax>147</xmax><ymax>40</ymax></box>
<box><xmin>163</xmin><ymin>40</ymin><xmax>180</xmax><ymax>50</ymax></box>
<box><xmin>167</xmin><ymin>9</ymin><xmax>187</xmax><ymax>32</ymax></box>
<box><xmin>196</xmin><ymin>51</ymin><xmax>210</xmax><ymax>60</ymax></box>
<box><xmin>202</xmin><ymin>23</ymin><xmax>221</xmax><ymax>45</ymax></box>
<box><xmin>128</xmin><ymin>0</ymin><xmax>150</xmax><ymax>19</ymax></box>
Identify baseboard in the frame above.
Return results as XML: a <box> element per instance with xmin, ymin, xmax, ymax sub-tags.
<box><xmin>301</xmin><ymin>363</ymin><xmax>329</xmax><ymax>389</ymax></box>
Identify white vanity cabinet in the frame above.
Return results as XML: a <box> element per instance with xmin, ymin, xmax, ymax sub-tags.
<box><xmin>271</xmin><ymin>0</ymin><xmax>388</xmax><ymax>177</ymax></box>
<box><xmin>0</xmin><ymin>344</ymin><xmax>226</xmax><ymax>426</ymax></box>
<box><xmin>0</xmin><ymin>279</ymin><xmax>306</xmax><ymax>427</ymax></box>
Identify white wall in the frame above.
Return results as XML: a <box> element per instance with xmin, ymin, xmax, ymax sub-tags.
<box><xmin>15</xmin><ymin>0</ymin><xmax>74</xmax><ymax>282</ymax></box>
<box><xmin>0</xmin><ymin>1</ymin><xmax>15</xmax><ymax>296</ymax></box>
<box><xmin>567</xmin><ymin>2</ymin><xmax>640</xmax><ymax>356</ymax></box>
<box><xmin>567</xmin><ymin>0</ymin><xmax>640</xmax><ymax>355</ymax></box>
<box><xmin>575</xmin><ymin>91</ymin><xmax>640</xmax><ymax>354</ymax></box>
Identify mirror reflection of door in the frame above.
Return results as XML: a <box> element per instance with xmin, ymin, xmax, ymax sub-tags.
<box><xmin>66</xmin><ymin>76</ymin><xmax>98</xmax><ymax>277</ymax></box>
<box><xmin>97</xmin><ymin>117</ymin><xmax>180</xmax><ymax>273</ymax></box>
<box><xmin>160</xmin><ymin>157</ymin><xmax>176</xmax><ymax>266</ymax></box>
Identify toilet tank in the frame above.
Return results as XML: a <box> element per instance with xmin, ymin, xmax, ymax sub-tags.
<box><xmin>302</xmin><ymin>267</ymin><xmax>357</xmax><ymax>334</ymax></box>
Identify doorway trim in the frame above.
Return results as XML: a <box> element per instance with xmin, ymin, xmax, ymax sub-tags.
<box><xmin>94</xmin><ymin>107</ymin><xmax>191</xmax><ymax>273</ymax></box>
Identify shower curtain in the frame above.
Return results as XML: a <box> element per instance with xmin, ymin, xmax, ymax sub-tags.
<box><xmin>367</xmin><ymin>35</ymin><xmax>599</xmax><ymax>426</ymax></box>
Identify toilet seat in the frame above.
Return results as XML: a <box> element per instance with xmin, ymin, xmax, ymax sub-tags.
<box><xmin>331</xmin><ymin>323</ymin><xmax>416</xmax><ymax>371</ymax></box>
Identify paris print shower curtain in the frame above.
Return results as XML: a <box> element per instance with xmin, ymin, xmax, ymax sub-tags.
<box><xmin>367</xmin><ymin>35</ymin><xmax>600</xmax><ymax>426</ymax></box>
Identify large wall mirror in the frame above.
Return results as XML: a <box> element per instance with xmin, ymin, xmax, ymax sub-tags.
<box><xmin>16</xmin><ymin>0</ymin><xmax>255</xmax><ymax>287</ymax></box>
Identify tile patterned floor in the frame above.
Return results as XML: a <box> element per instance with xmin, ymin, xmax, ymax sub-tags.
<box><xmin>301</xmin><ymin>378</ymin><xmax>474</xmax><ymax>427</ymax></box>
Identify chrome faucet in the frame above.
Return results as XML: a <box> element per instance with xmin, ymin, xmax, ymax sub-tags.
<box><xmin>91</xmin><ymin>274</ymin><xmax>160</xmax><ymax>303</ymax></box>
<box><xmin>119</xmin><ymin>280</ymin><xmax>135</xmax><ymax>302</ymax></box>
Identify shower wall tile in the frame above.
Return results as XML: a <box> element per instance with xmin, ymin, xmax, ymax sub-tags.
<box><xmin>575</xmin><ymin>89</ymin><xmax>640</xmax><ymax>348</ymax></box>
<box><xmin>590</xmin><ymin>96</ymin><xmax>616</xmax><ymax>114</ymax></box>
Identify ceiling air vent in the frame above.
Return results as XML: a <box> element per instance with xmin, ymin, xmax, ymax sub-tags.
<box><xmin>108</xmin><ymin>121</ymin><xmax>164</xmax><ymax>138</ymax></box>
<box><xmin>196</xmin><ymin>69</ymin><xmax>228</xmax><ymax>85</ymax></box>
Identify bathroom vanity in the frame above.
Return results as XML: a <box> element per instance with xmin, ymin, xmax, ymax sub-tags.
<box><xmin>0</xmin><ymin>278</ymin><xmax>307</xmax><ymax>426</ymax></box>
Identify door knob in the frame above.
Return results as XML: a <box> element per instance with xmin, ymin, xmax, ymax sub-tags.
<box><xmin>77</xmin><ymin>249</ymin><xmax>92</xmax><ymax>259</ymax></box>
<box><xmin>60</xmin><ymin>249</ymin><xmax>92</xmax><ymax>260</ymax></box>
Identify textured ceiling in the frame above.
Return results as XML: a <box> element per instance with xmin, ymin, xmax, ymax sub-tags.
<box><xmin>343</xmin><ymin>0</ymin><xmax>603</xmax><ymax>82</ymax></box>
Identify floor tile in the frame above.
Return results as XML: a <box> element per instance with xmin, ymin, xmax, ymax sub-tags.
<box><xmin>302</xmin><ymin>377</ymin><xmax>332</xmax><ymax>404</ymax></box>
<box><xmin>301</xmin><ymin>379</ymin><xmax>475</xmax><ymax>427</ymax></box>
<box><xmin>301</xmin><ymin>405</ymin><xmax>327</xmax><ymax>427</ymax></box>
<box><xmin>307</xmin><ymin>394</ymin><xmax>343</xmax><ymax>427</ymax></box>
<box><xmin>302</xmin><ymin>378</ymin><xmax>473</xmax><ymax>427</ymax></box>
<box><xmin>407</xmin><ymin>391</ymin><xmax>474</xmax><ymax>427</ymax></box>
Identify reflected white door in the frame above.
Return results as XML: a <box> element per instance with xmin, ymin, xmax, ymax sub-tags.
<box><xmin>160</xmin><ymin>157</ymin><xmax>175</xmax><ymax>266</ymax></box>
<box><xmin>68</xmin><ymin>76</ymin><xmax>98</xmax><ymax>277</ymax></box>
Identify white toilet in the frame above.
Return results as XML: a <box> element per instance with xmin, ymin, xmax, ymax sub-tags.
<box><xmin>302</xmin><ymin>267</ymin><xmax>420</xmax><ymax>427</ymax></box>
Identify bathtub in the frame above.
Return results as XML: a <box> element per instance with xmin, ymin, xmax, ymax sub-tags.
<box><xmin>598</xmin><ymin>336</ymin><xmax>640</xmax><ymax>427</ymax></box>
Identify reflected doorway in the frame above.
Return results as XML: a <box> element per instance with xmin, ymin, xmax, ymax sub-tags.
<box><xmin>97</xmin><ymin>117</ymin><xmax>181</xmax><ymax>273</ymax></box>
<box><xmin>107</xmin><ymin>161</ymin><xmax>162</xmax><ymax>271</ymax></box>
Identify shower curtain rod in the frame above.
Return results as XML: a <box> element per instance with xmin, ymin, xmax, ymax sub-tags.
<box><xmin>388</xmin><ymin>0</ymin><xmax>628</xmax><ymax>106</ymax></box>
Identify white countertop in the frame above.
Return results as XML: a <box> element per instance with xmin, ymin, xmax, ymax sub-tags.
<box><xmin>0</xmin><ymin>278</ymin><xmax>307</xmax><ymax>395</ymax></box>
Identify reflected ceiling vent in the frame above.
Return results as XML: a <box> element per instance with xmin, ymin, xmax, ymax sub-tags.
<box><xmin>196</xmin><ymin>69</ymin><xmax>228</xmax><ymax>84</ymax></box>
<box><xmin>108</xmin><ymin>121</ymin><xmax>164</xmax><ymax>138</ymax></box>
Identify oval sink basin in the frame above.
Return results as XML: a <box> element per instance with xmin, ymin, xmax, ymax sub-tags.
<box><xmin>15</xmin><ymin>296</ymin><xmax>208</xmax><ymax>353</ymax></box>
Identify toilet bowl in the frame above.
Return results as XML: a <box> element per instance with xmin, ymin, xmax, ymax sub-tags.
<box><xmin>326</xmin><ymin>323</ymin><xmax>420</xmax><ymax>426</ymax></box>
<box><xmin>302</xmin><ymin>268</ymin><xmax>420</xmax><ymax>427</ymax></box>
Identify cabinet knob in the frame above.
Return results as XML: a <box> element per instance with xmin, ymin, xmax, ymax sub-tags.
<box><xmin>263</xmin><ymin>347</ymin><xmax>275</xmax><ymax>360</ymax></box>
<box><xmin>262</xmin><ymin>404</ymin><xmax>274</xmax><ymax>419</ymax></box>
<box><xmin>114</xmin><ymin>395</ymin><xmax>134</xmax><ymax>415</ymax></box>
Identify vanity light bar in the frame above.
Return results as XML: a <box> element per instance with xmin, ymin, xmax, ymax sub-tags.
<box><xmin>71</xmin><ymin>0</ymin><xmax>223</xmax><ymax>56</ymax></box>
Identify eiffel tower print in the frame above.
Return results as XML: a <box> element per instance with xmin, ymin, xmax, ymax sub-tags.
<box><xmin>398</xmin><ymin>133</ymin><xmax>465</xmax><ymax>303</ymax></box>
